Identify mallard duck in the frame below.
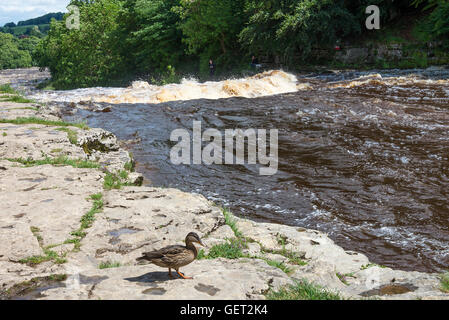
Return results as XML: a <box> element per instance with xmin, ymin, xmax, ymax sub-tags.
<box><xmin>136</xmin><ymin>232</ymin><xmax>205</xmax><ymax>279</ymax></box>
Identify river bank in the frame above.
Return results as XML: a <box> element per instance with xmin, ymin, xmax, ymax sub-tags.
<box><xmin>1</xmin><ymin>68</ymin><xmax>449</xmax><ymax>300</ymax></box>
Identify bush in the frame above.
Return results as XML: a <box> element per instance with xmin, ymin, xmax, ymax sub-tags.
<box><xmin>0</xmin><ymin>33</ymin><xmax>32</xmax><ymax>69</ymax></box>
<box><xmin>428</xmin><ymin>1</ymin><xmax>449</xmax><ymax>38</ymax></box>
<box><xmin>36</xmin><ymin>0</ymin><xmax>126</xmax><ymax>89</ymax></box>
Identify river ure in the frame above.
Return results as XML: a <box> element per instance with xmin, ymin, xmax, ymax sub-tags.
<box><xmin>31</xmin><ymin>68</ymin><xmax>449</xmax><ymax>272</ymax></box>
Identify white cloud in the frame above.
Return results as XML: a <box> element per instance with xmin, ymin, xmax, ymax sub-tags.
<box><xmin>0</xmin><ymin>0</ymin><xmax>70</xmax><ymax>26</ymax></box>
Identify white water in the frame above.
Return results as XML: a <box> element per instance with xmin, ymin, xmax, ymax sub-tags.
<box><xmin>30</xmin><ymin>70</ymin><xmax>299</xmax><ymax>105</ymax></box>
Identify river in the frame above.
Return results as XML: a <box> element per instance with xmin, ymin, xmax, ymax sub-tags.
<box><xmin>28</xmin><ymin>68</ymin><xmax>449</xmax><ymax>273</ymax></box>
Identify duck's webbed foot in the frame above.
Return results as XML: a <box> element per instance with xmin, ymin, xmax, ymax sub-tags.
<box><xmin>176</xmin><ymin>269</ymin><xmax>193</xmax><ymax>279</ymax></box>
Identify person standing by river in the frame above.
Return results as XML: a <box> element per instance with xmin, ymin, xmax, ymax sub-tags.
<box><xmin>251</xmin><ymin>55</ymin><xmax>259</xmax><ymax>69</ymax></box>
<box><xmin>209</xmin><ymin>59</ymin><xmax>215</xmax><ymax>78</ymax></box>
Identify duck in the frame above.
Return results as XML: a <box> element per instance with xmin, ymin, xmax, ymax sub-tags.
<box><xmin>136</xmin><ymin>232</ymin><xmax>205</xmax><ymax>279</ymax></box>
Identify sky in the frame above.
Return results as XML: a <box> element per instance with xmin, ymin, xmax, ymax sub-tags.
<box><xmin>0</xmin><ymin>0</ymin><xmax>70</xmax><ymax>26</ymax></box>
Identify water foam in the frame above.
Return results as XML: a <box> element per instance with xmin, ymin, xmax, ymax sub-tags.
<box><xmin>30</xmin><ymin>70</ymin><xmax>298</xmax><ymax>105</ymax></box>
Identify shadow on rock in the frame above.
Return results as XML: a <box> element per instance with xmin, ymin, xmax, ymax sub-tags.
<box><xmin>124</xmin><ymin>271</ymin><xmax>175</xmax><ymax>284</ymax></box>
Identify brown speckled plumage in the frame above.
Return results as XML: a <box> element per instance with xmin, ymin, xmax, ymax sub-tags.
<box><xmin>136</xmin><ymin>232</ymin><xmax>204</xmax><ymax>279</ymax></box>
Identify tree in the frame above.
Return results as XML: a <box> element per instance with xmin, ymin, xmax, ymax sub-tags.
<box><xmin>18</xmin><ymin>36</ymin><xmax>41</xmax><ymax>65</ymax></box>
<box><xmin>239</xmin><ymin>0</ymin><xmax>359</xmax><ymax>64</ymax></box>
<box><xmin>125</xmin><ymin>0</ymin><xmax>185</xmax><ymax>72</ymax></box>
<box><xmin>427</xmin><ymin>0</ymin><xmax>449</xmax><ymax>38</ymax></box>
<box><xmin>25</xmin><ymin>26</ymin><xmax>42</xmax><ymax>37</ymax></box>
<box><xmin>36</xmin><ymin>0</ymin><xmax>126</xmax><ymax>88</ymax></box>
<box><xmin>0</xmin><ymin>33</ymin><xmax>32</xmax><ymax>69</ymax></box>
<box><xmin>412</xmin><ymin>0</ymin><xmax>449</xmax><ymax>38</ymax></box>
<box><xmin>176</xmin><ymin>0</ymin><xmax>246</xmax><ymax>71</ymax></box>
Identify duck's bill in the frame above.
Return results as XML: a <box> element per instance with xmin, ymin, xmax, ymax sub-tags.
<box><xmin>198</xmin><ymin>240</ymin><xmax>205</xmax><ymax>247</ymax></box>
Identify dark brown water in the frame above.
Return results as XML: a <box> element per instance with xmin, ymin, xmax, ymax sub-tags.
<box><xmin>57</xmin><ymin>69</ymin><xmax>449</xmax><ymax>273</ymax></box>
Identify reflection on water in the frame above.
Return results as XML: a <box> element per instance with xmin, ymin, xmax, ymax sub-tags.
<box><xmin>53</xmin><ymin>68</ymin><xmax>449</xmax><ymax>272</ymax></box>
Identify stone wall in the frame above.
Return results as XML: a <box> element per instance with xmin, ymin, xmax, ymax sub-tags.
<box><xmin>333</xmin><ymin>42</ymin><xmax>449</xmax><ymax>65</ymax></box>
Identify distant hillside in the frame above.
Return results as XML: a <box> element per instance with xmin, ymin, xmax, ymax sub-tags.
<box><xmin>16</xmin><ymin>12</ymin><xmax>64</xmax><ymax>27</ymax></box>
<box><xmin>1</xmin><ymin>12</ymin><xmax>63</xmax><ymax>38</ymax></box>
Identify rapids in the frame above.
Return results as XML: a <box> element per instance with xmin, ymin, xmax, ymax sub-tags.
<box><xmin>30</xmin><ymin>70</ymin><xmax>298</xmax><ymax>104</ymax></box>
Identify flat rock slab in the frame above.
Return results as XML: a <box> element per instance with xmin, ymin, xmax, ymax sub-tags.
<box><xmin>35</xmin><ymin>259</ymin><xmax>292</xmax><ymax>300</ymax></box>
<box><xmin>71</xmin><ymin>187</ymin><xmax>225</xmax><ymax>268</ymax></box>
<box><xmin>0</xmin><ymin>221</ymin><xmax>42</xmax><ymax>262</ymax></box>
<box><xmin>0</xmin><ymin>160</ymin><xmax>103</xmax><ymax>248</ymax></box>
<box><xmin>234</xmin><ymin>217</ymin><xmax>370</xmax><ymax>274</ymax></box>
<box><xmin>0</xmin><ymin>123</ymin><xmax>87</xmax><ymax>161</ymax></box>
<box><xmin>233</xmin><ymin>217</ymin><xmax>448</xmax><ymax>299</ymax></box>
<box><xmin>0</xmin><ymin>123</ymin><xmax>131</xmax><ymax>174</ymax></box>
<box><xmin>345</xmin><ymin>266</ymin><xmax>449</xmax><ymax>300</ymax></box>
<box><xmin>0</xmin><ymin>102</ymin><xmax>47</xmax><ymax>120</ymax></box>
<box><xmin>0</xmin><ymin>68</ymin><xmax>49</xmax><ymax>86</ymax></box>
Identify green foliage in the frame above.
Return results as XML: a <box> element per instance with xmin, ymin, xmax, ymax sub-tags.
<box><xmin>427</xmin><ymin>1</ymin><xmax>449</xmax><ymax>38</ymax></box>
<box><xmin>0</xmin><ymin>84</ymin><xmax>19</xmax><ymax>96</ymax></box>
<box><xmin>19</xmin><ymin>250</ymin><xmax>67</xmax><ymax>266</ymax></box>
<box><xmin>36</xmin><ymin>0</ymin><xmax>126</xmax><ymax>88</ymax></box>
<box><xmin>408</xmin><ymin>1</ymin><xmax>449</xmax><ymax>40</ymax></box>
<box><xmin>196</xmin><ymin>249</ymin><xmax>206</xmax><ymax>260</ymax></box>
<box><xmin>0</xmin><ymin>32</ymin><xmax>32</xmax><ymax>69</ymax></box>
<box><xmin>104</xmin><ymin>171</ymin><xmax>125</xmax><ymax>190</ymax></box>
<box><xmin>90</xmin><ymin>193</ymin><xmax>103</xmax><ymax>201</ymax></box>
<box><xmin>1</xmin><ymin>275</ymin><xmax>67</xmax><ymax>298</ymax></box>
<box><xmin>67</xmin><ymin>193</ymin><xmax>104</xmax><ymax>251</ymax></box>
<box><xmin>360</xmin><ymin>263</ymin><xmax>387</xmax><ymax>270</ymax></box>
<box><xmin>411</xmin><ymin>0</ymin><xmax>442</xmax><ymax>9</ymax></box>
<box><xmin>80</xmin><ymin>196</ymin><xmax>104</xmax><ymax>229</ymax></box>
<box><xmin>55</xmin><ymin>127</ymin><xmax>78</xmax><ymax>144</ymax></box>
<box><xmin>0</xmin><ymin>117</ymin><xmax>88</xmax><ymax>129</ymax></box>
<box><xmin>336</xmin><ymin>272</ymin><xmax>349</xmax><ymax>285</ymax></box>
<box><xmin>200</xmin><ymin>238</ymin><xmax>248</xmax><ymax>260</ymax></box>
<box><xmin>103</xmin><ymin>170</ymin><xmax>137</xmax><ymax>190</ymax></box>
<box><xmin>0</xmin><ymin>25</ymin><xmax>50</xmax><ymax>38</ymax></box>
<box><xmin>440</xmin><ymin>272</ymin><xmax>449</xmax><ymax>293</ymax></box>
<box><xmin>261</xmin><ymin>258</ymin><xmax>293</xmax><ymax>274</ymax></box>
<box><xmin>124</xmin><ymin>161</ymin><xmax>134</xmax><ymax>172</ymax></box>
<box><xmin>17</xmin><ymin>36</ymin><xmax>42</xmax><ymax>63</ymax></box>
<box><xmin>0</xmin><ymin>95</ymin><xmax>34</xmax><ymax>103</ymax></box>
<box><xmin>0</xmin><ymin>84</ymin><xmax>16</xmax><ymax>94</ymax></box>
<box><xmin>6</xmin><ymin>155</ymin><xmax>100</xmax><ymax>169</ymax></box>
<box><xmin>149</xmin><ymin>65</ymin><xmax>182</xmax><ymax>85</ymax></box>
<box><xmin>16</xmin><ymin>12</ymin><xmax>64</xmax><ymax>27</ymax></box>
<box><xmin>126</xmin><ymin>0</ymin><xmax>185</xmax><ymax>72</ymax></box>
<box><xmin>266</xmin><ymin>280</ymin><xmax>343</xmax><ymax>300</ymax></box>
<box><xmin>239</xmin><ymin>0</ymin><xmax>359</xmax><ymax>64</ymax></box>
<box><xmin>35</xmin><ymin>0</ymin><xmax>449</xmax><ymax>85</ymax></box>
<box><xmin>119</xmin><ymin>170</ymin><xmax>129</xmax><ymax>179</ymax></box>
<box><xmin>176</xmin><ymin>0</ymin><xmax>245</xmax><ymax>72</ymax></box>
<box><xmin>222</xmin><ymin>207</ymin><xmax>243</xmax><ymax>238</ymax></box>
<box><xmin>273</xmin><ymin>248</ymin><xmax>307</xmax><ymax>266</ymax></box>
<box><xmin>19</xmin><ymin>227</ymin><xmax>67</xmax><ymax>266</ymax></box>
<box><xmin>99</xmin><ymin>261</ymin><xmax>122</xmax><ymax>269</ymax></box>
